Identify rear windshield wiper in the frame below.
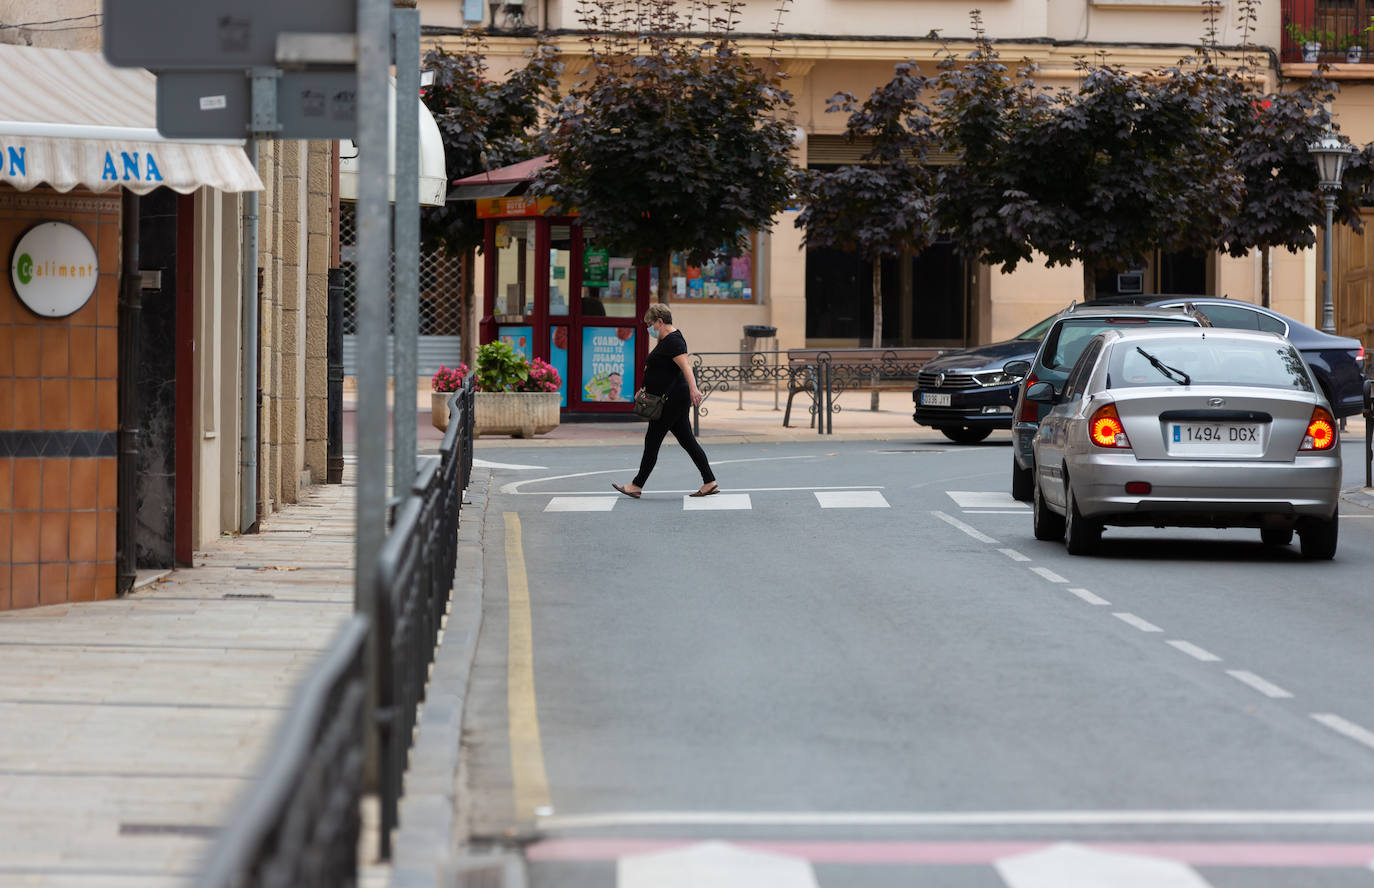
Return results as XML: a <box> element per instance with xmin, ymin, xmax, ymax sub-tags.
<box><xmin>1135</xmin><ymin>346</ymin><xmax>1191</xmax><ymax>386</ymax></box>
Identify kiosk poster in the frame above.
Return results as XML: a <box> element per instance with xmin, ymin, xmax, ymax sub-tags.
<box><xmin>583</xmin><ymin>247</ymin><xmax>610</xmax><ymax>287</ymax></box>
<box><xmin>582</xmin><ymin>327</ymin><xmax>633</xmax><ymax>402</ymax></box>
<box><xmin>498</xmin><ymin>326</ymin><xmax>533</xmax><ymax>361</ymax></box>
<box><xmin>549</xmin><ymin>325</ymin><xmax>569</xmax><ymax>407</ymax></box>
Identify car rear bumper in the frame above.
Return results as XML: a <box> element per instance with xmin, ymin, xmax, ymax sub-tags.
<box><xmin>1011</xmin><ymin>421</ymin><xmax>1038</xmax><ymax>470</ymax></box>
<box><xmin>1069</xmin><ymin>453</ymin><xmax>1342</xmax><ymax>525</ymax></box>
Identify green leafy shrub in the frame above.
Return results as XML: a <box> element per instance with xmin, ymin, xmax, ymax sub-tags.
<box><xmin>474</xmin><ymin>342</ymin><xmax>531</xmax><ymax>392</ymax></box>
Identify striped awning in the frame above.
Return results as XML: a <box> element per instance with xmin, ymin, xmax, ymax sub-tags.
<box><xmin>0</xmin><ymin>44</ymin><xmax>262</xmax><ymax>195</ymax></box>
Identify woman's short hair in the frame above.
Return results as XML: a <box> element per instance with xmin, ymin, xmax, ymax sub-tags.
<box><xmin>644</xmin><ymin>303</ymin><xmax>673</xmax><ymax>325</ymax></box>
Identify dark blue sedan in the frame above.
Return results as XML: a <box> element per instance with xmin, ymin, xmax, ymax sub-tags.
<box><xmin>1093</xmin><ymin>296</ymin><xmax>1367</xmax><ymax>418</ymax></box>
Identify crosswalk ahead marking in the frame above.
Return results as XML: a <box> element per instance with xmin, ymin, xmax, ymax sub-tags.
<box><xmin>997</xmin><ymin>842</ymin><xmax>1212</xmax><ymax>888</ymax></box>
<box><xmin>948</xmin><ymin>490</ymin><xmax>1029</xmax><ymax>511</ymax></box>
<box><xmin>619</xmin><ymin>841</ymin><xmax>818</xmax><ymax>888</ymax></box>
<box><xmin>545</xmin><ymin>496</ymin><xmax>619</xmax><ymax>512</ymax></box>
<box><xmin>815</xmin><ymin>490</ymin><xmax>890</xmax><ymax>509</ymax></box>
<box><xmin>683</xmin><ymin>494</ymin><xmax>752</xmax><ymax>511</ymax></box>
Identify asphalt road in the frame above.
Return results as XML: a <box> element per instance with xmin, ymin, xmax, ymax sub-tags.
<box><xmin>460</xmin><ymin>433</ymin><xmax>1374</xmax><ymax>887</ymax></box>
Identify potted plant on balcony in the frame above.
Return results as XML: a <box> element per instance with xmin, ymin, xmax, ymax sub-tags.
<box><xmin>472</xmin><ymin>342</ymin><xmax>562</xmax><ymax>437</ymax></box>
<box><xmin>1285</xmin><ymin>23</ymin><xmax>1333</xmax><ymax>62</ymax></box>
<box><xmin>430</xmin><ymin>363</ymin><xmax>469</xmax><ymax>432</ymax></box>
<box><xmin>1339</xmin><ymin>32</ymin><xmax>1365</xmax><ymax>63</ymax></box>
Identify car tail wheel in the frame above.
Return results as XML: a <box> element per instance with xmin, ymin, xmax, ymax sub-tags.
<box><xmin>1033</xmin><ymin>476</ymin><xmax>1065</xmax><ymax>541</ymax></box>
<box><xmin>1260</xmin><ymin>527</ymin><xmax>1294</xmax><ymax>547</ymax></box>
<box><xmin>1064</xmin><ymin>485</ymin><xmax>1102</xmax><ymax>556</ymax></box>
<box><xmin>941</xmin><ymin>426</ymin><xmax>993</xmax><ymax>444</ymax></box>
<box><xmin>1299</xmin><ymin>507</ymin><xmax>1338</xmax><ymax>560</ymax></box>
<box><xmin>1011</xmin><ymin>461</ymin><xmax>1033</xmax><ymax>502</ymax></box>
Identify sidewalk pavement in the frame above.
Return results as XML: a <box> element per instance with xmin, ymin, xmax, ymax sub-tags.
<box><xmin>2</xmin><ymin>390</ymin><xmax>1369</xmax><ymax>887</ymax></box>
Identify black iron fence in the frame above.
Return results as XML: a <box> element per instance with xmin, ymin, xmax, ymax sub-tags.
<box><xmin>195</xmin><ymin>374</ymin><xmax>477</xmax><ymax>883</ymax></box>
<box><xmin>375</xmin><ymin>375</ymin><xmax>474</xmax><ymax>859</ymax></box>
<box><xmin>195</xmin><ymin>616</ymin><xmax>370</xmax><ymax>888</ymax></box>
<box><xmin>1364</xmin><ymin>378</ymin><xmax>1372</xmax><ymax>488</ymax></box>
<box><xmin>690</xmin><ymin>348</ymin><xmax>946</xmax><ymax>435</ymax></box>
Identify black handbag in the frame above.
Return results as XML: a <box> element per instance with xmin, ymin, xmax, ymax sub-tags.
<box><xmin>632</xmin><ymin>388</ymin><xmax>668</xmax><ymax>421</ymax></box>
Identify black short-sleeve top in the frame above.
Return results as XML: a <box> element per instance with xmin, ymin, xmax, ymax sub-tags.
<box><xmin>643</xmin><ymin>330</ymin><xmax>690</xmax><ymax>399</ymax></box>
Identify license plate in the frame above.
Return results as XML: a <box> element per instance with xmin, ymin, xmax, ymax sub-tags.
<box><xmin>1169</xmin><ymin>423</ymin><xmax>1261</xmax><ymax>454</ymax></box>
<box><xmin>921</xmin><ymin>392</ymin><xmax>951</xmax><ymax>407</ymax></box>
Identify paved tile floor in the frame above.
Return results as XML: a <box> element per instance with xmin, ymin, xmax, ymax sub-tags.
<box><xmin>0</xmin><ymin>471</ymin><xmax>378</xmax><ymax>887</ymax></box>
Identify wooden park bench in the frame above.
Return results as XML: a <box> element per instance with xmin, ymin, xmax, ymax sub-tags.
<box><xmin>783</xmin><ymin>347</ymin><xmax>949</xmax><ymax>432</ymax></box>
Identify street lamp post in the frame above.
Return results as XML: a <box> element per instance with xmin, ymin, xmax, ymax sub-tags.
<box><xmin>1307</xmin><ymin>131</ymin><xmax>1355</xmax><ymax>334</ymax></box>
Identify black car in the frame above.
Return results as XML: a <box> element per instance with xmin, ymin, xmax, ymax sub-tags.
<box><xmin>911</xmin><ymin>314</ymin><xmax>1058</xmax><ymax>443</ymax></box>
<box><xmin>1090</xmin><ymin>295</ymin><xmax>1367</xmax><ymax>417</ymax></box>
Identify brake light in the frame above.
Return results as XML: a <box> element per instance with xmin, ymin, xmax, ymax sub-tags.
<box><xmin>1018</xmin><ymin>373</ymin><xmax>1039</xmax><ymax>422</ymax></box>
<box><xmin>1300</xmin><ymin>406</ymin><xmax>1337</xmax><ymax>451</ymax></box>
<box><xmin>1089</xmin><ymin>403</ymin><xmax>1131</xmax><ymax>449</ymax></box>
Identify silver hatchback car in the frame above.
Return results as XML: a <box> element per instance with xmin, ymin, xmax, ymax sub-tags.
<box><xmin>1029</xmin><ymin>328</ymin><xmax>1342</xmax><ymax>558</ymax></box>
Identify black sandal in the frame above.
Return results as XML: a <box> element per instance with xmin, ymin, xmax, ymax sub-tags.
<box><xmin>612</xmin><ymin>483</ymin><xmax>641</xmax><ymax>499</ymax></box>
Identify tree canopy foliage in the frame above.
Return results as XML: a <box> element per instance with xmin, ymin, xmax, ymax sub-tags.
<box><xmin>420</xmin><ymin>32</ymin><xmax>562</xmax><ymax>254</ymax></box>
<box><xmin>534</xmin><ymin>0</ymin><xmax>798</xmax><ymax>293</ymax></box>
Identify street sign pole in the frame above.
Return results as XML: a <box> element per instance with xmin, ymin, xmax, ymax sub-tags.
<box><xmin>355</xmin><ymin>0</ymin><xmax>391</xmax><ymax>791</ymax></box>
<box><xmin>392</xmin><ymin>7</ymin><xmax>420</xmax><ymax>499</ymax></box>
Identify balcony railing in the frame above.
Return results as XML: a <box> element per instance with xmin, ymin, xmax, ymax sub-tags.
<box><xmin>1282</xmin><ymin>0</ymin><xmax>1372</xmax><ymax>64</ymax></box>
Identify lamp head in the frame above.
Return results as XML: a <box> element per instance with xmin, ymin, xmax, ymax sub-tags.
<box><xmin>1308</xmin><ymin>131</ymin><xmax>1356</xmax><ymax>190</ymax></box>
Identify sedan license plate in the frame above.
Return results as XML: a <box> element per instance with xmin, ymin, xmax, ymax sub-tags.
<box><xmin>1169</xmin><ymin>422</ymin><xmax>1261</xmax><ymax>455</ymax></box>
<box><xmin>921</xmin><ymin>392</ymin><xmax>951</xmax><ymax>407</ymax></box>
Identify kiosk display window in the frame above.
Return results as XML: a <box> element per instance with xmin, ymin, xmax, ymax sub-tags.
<box><xmin>494</xmin><ymin>219</ymin><xmax>537</xmax><ymax>317</ymax></box>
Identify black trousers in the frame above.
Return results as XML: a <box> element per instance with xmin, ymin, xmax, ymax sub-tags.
<box><xmin>632</xmin><ymin>402</ymin><xmax>715</xmax><ymax>488</ymax></box>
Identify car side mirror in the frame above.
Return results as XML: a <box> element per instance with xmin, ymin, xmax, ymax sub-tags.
<box><xmin>1003</xmin><ymin>360</ymin><xmax>1030</xmax><ymax>378</ymax></box>
<box><xmin>1026</xmin><ymin>381</ymin><xmax>1057</xmax><ymax>403</ymax></box>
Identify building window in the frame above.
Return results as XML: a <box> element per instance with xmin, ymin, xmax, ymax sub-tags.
<box><xmin>656</xmin><ymin>237</ymin><xmax>758</xmax><ymax>303</ymax></box>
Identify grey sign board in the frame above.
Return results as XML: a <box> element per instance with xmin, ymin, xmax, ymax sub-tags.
<box><xmin>104</xmin><ymin>0</ymin><xmax>355</xmax><ymax>69</ymax></box>
<box><xmin>157</xmin><ymin>71</ymin><xmax>358</xmax><ymax>139</ymax></box>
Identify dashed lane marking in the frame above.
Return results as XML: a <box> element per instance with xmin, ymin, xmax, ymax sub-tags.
<box><xmin>1312</xmin><ymin>714</ymin><xmax>1374</xmax><ymax>752</ymax></box>
<box><xmin>1168</xmin><ymin>640</ymin><xmax>1222</xmax><ymax>662</ymax></box>
<box><xmin>1029</xmin><ymin>566</ymin><xmax>1068</xmax><ymax>584</ymax></box>
<box><xmin>1114</xmin><ymin>612</ymin><xmax>1163</xmax><ymax>633</ymax></box>
<box><xmin>947</xmin><ymin>491</ymin><xmax>1029</xmax><ymax>510</ymax></box>
<box><xmin>932</xmin><ymin>511</ymin><xmax>1000</xmax><ymax>544</ymax></box>
<box><xmin>998</xmin><ymin>548</ymin><xmax>1031</xmax><ymax>562</ymax></box>
<box><xmin>1067</xmin><ymin>587</ymin><xmax>1110</xmax><ymax>606</ymax></box>
<box><xmin>1227</xmin><ymin>670</ymin><xmax>1293</xmax><ymax>699</ymax></box>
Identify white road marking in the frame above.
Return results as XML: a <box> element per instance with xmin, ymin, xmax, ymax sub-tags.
<box><xmin>537</xmin><ymin>810</ymin><xmax>1374</xmax><ymax>830</ymax></box>
<box><xmin>684</xmin><ymin>494</ymin><xmax>752</xmax><ymax>511</ymax></box>
<box><xmin>932</xmin><ymin>511</ymin><xmax>1000</xmax><ymax>544</ymax></box>
<box><xmin>619</xmin><ymin>841</ymin><xmax>818</xmax><ymax>888</ymax></box>
<box><xmin>1227</xmin><ymin>670</ymin><xmax>1293</xmax><ymax>699</ymax></box>
<box><xmin>997</xmin><ymin>842</ymin><xmax>1213</xmax><ymax>888</ymax></box>
<box><xmin>1067</xmin><ymin>587</ymin><xmax>1110</xmax><ymax>606</ymax></box>
<box><xmin>967</xmin><ymin>509</ymin><xmax>1034</xmax><ymax>514</ymax></box>
<box><xmin>1114</xmin><ymin>612</ymin><xmax>1163</xmax><ymax>633</ymax></box>
<box><xmin>500</xmin><ymin>455</ymin><xmax>819</xmax><ymax>495</ymax></box>
<box><xmin>815</xmin><ymin>490</ymin><xmax>890</xmax><ymax>509</ymax></box>
<box><xmin>545</xmin><ymin>496</ymin><xmax>618</xmax><ymax>512</ymax></box>
<box><xmin>1312</xmin><ymin>714</ymin><xmax>1374</xmax><ymax>751</ymax></box>
<box><xmin>998</xmin><ymin>548</ymin><xmax>1031</xmax><ymax>562</ymax></box>
<box><xmin>1029</xmin><ymin>566</ymin><xmax>1068</xmax><ymax>584</ymax></box>
<box><xmin>473</xmin><ymin>458</ymin><xmax>547</xmax><ymax>470</ymax></box>
<box><xmin>1168</xmin><ymin>640</ymin><xmax>1221</xmax><ymax>662</ymax></box>
<box><xmin>522</xmin><ymin>485</ymin><xmax>882</xmax><ymax>496</ymax></box>
<box><xmin>948</xmin><ymin>491</ymin><xmax>1029</xmax><ymax>510</ymax></box>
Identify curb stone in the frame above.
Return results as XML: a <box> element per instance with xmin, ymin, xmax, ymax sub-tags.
<box><xmin>389</xmin><ymin>469</ymin><xmax>492</xmax><ymax>887</ymax></box>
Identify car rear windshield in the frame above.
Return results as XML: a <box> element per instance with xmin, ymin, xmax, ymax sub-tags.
<box><xmin>1040</xmin><ymin>317</ymin><xmax>1198</xmax><ymax>371</ymax></box>
<box><xmin>1107</xmin><ymin>339</ymin><xmax>1315</xmax><ymax>391</ymax></box>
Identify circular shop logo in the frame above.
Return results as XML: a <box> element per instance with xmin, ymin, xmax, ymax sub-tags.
<box><xmin>10</xmin><ymin>222</ymin><xmax>98</xmax><ymax>318</ymax></box>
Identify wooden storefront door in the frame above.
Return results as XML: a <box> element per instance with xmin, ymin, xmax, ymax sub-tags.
<box><xmin>1335</xmin><ymin>209</ymin><xmax>1374</xmax><ymax>351</ymax></box>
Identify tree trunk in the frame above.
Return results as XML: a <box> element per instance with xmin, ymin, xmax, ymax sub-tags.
<box><xmin>871</xmin><ymin>258</ymin><xmax>882</xmax><ymax>411</ymax></box>
<box><xmin>658</xmin><ymin>255</ymin><xmax>672</xmax><ymax>303</ymax></box>
<box><xmin>1082</xmin><ymin>262</ymin><xmax>1097</xmax><ymax>303</ymax></box>
<box><xmin>1261</xmin><ymin>246</ymin><xmax>1271</xmax><ymax>309</ymax></box>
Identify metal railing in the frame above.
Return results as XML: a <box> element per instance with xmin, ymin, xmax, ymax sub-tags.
<box><xmin>1363</xmin><ymin>378</ymin><xmax>1372</xmax><ymax>489</ymax></box>
<box><xmin>375</xmin><ymin>373</ymin><xmax>474</xmax><ymax>859</ymax></box>
<box><xmin>196</xmin><ymin>616</ymin><xmax>370</xmax><ymax>888</ymax></box>
<box><xmin>196</xmin><ymin>374</ymin><xmax>476</xmax><ymax>882</ymax></box>
<box><xmin>1281</xmin><ymin>0</ymin><xmax>1372</xmax><ymax>64</ymax></box>
<box><xmin>690</xmin><ymin>348</ymin><xmax>947</xmax><ymax>435</ymax></box>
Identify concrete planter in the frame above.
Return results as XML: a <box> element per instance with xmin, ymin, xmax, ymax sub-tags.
<box><xmin>431</xmin><ymin>390</ymin><xmax>456</xmax><ymax>432</ymax></box>
<box><xmin>474</xmin><ymin>391</ymin><xmax>560</xmax><ymax>438</ymax></box>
